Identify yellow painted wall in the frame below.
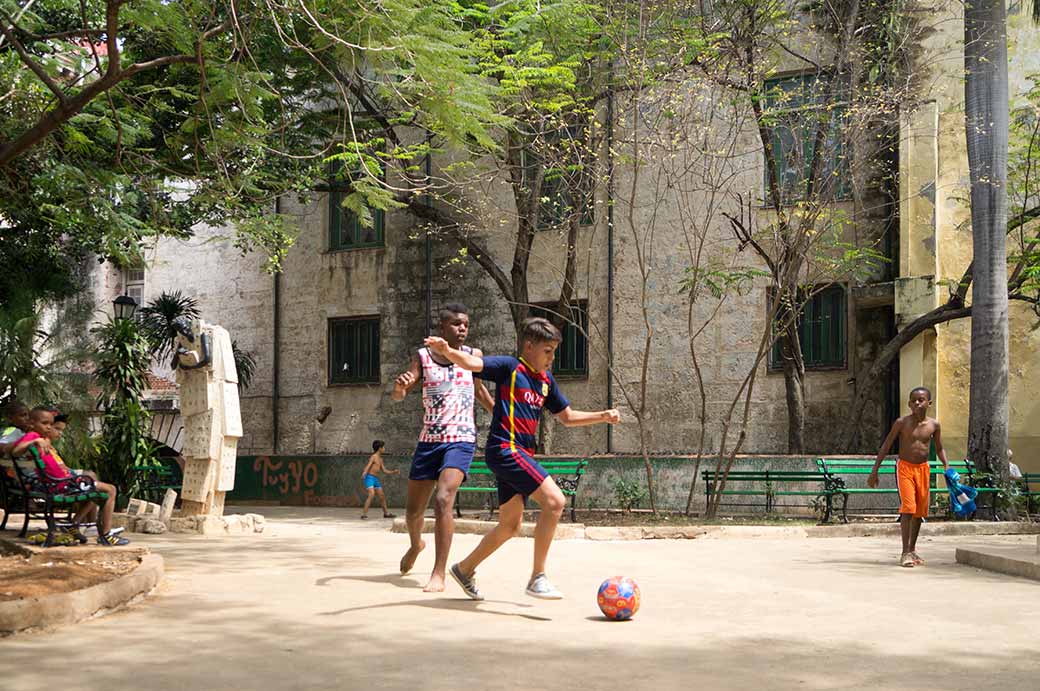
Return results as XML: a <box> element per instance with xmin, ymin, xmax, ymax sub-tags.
<box><xmin>900</xmin><ymin>3</ymin><xmax>1040</xmax><ymax>470</ymax></box>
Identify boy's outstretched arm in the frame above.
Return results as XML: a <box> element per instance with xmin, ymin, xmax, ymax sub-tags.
<box><xmin>555</xmin><ymin>407</ymin><xmax>621</xmax><ymax>428</ymax></box>
<box><xmin>934</xmin><ymin>422</ymin><xmax>949</xmax><ymax>470</ymax></box>
<box><xmin>391</xmin><ymin>356</ymin><xmax>421</xmax><ymax>401</ymax></box>
<box><xmin>869</xmin><ymin>420</ymin><xmax>901</xmax><ymax>488</ymax></box>
<box><xmin>377</xmin><ymin>457</ymin><xmax>400</xmax><ymax>475</ymax></box>
<box><xmin>424</xmin><ymin>337</ymin><xmax>484</xmax><ymax>372</ymax></box>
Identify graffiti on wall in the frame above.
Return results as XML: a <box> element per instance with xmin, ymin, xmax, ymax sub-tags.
<box><xmin>253</xmin><ymin>456</ymin><xmax>319</xmax><ymax>495</ymax></box>
<box><xmin>249</xmin><ymin>456</ymin><xmax>361</xmax><ymax>507</ymax></box>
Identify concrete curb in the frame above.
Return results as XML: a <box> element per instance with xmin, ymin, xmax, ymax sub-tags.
<box><xmin>391</xmin><ymin>517</ymin><xmax>1040</xmax><ymax>541</ymax></box>
<box><xmin>0</xmin><ymin>549</ymin><xmax>164</xmax><ymax>636</ymax></box>
<box><xmin>955</xmin><ymin>539</ymin><xmax>1040</xmax><ymax>582</ymax></box>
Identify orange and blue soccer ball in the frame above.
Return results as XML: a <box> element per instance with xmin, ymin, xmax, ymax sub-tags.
<box><xmin>597</xmin><ymin>576</ymin><xmax>641</xmax><ymax>621</ymax></box>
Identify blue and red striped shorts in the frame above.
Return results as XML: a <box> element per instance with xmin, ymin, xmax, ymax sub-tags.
<box><xmin>487</xmin><ymin>444</ymin><xmax>549</xmax><ymax>504</ymax></box>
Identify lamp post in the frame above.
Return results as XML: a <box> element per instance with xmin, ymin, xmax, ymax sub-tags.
<box><xmin>112</xmin><ymin>294</ymin><xmax>138</xmax><ymax>321</ymax></box>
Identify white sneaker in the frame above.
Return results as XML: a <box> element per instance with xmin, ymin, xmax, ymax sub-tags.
<box><xmin>525</xmin><ymin>573</ymin><xmax>564</xmax><ymax>600</ymax></box>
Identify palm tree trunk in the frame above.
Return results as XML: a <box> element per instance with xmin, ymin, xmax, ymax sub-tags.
<box><xmin>964</xmin><ymin>0</ymin><xmax>1012</xmax><ymax>505</ymax></box>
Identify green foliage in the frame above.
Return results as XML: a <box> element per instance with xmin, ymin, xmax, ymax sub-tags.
<box><xmin>92</xmin><ymin>316</ymin><xmax>156</xmax><ymax>499</ymax></box>
<box><xmin>613</xmin><ymin>477</ymin><xmax>648</xmax><ymax>513</ymax></box>
<box><xmin>231</xmin><ymin>340</ymin><xmax>257</xmax><ymax>391</ymax></box>
<box><xmin>680</xmin><ymin>266</ymin><xmax>770</xmax><ymax>300</ymax></box>
<box><xmin>139</xmin><ymin>291</ymin><xmax>201</xmax><ymax>364</ymax></box>
<box><xmin>1</xmin><ymin>0</ymin><xmax>505</xmax><ymax>291</ymax></box>
<box><xmin>0</xmin><ymin>286</ymin><xmax>94</xmax><ymax>408</ymax></box>
<box><xmin>0</xmin><ymin>290</ymin><xmax>51</xmax><ymax>407</ymax></box>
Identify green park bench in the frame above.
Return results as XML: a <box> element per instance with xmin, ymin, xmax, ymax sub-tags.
<box><xmin>815</xmin><ymin>458</ymin><xmax>1000</xmax><ymax>521</ymax></box>
<box><xmin>0</xmin><ymin>456</ymin><xmax>27</xmax><ymax>532</ymax></box>
<box><xmin>1013</xmin><ymin>473</ymin><xmax>1040</xmax><ymax>514</ymax></box>
<box><xmin>455</xmin><ymin>458</ymin><xmax>588</xmax><ymax>522</ymax></box>
<box><xmin>701</xmin><ymin>469</ymin><xmax>839</xmax><ymax>523</ymax></box>
<box><xmin>8</xmin><ymin>447</ymin><xmax>109</xmax><ymax>547</ymax></box>
<box><xmin>132</xmin><ymin>456</ymin><xmax>183</xmax><ymax>505</ymax></box>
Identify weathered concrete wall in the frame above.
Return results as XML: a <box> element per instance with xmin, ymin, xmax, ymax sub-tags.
<box><xmin>231</xmin><ymin>453</ymin><xmax>950</xmax><ymax>517</ymax></box>
<box><xmin>84</xmin><ymin>15</ymin><xmax>922</xmax><ymax>461</ymax></box>
<box><xmin>144</xmin><ymin>228</ymin><xmax>276</xmax><ymax>454</ymax></box>
<box><xmin>899</xmin><ymin>2</ymin><xmax>1040</xmax><ymax>471</ymax></box>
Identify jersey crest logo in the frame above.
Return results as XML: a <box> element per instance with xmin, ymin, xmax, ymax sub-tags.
<box><xmin>541</xmin><ymin>382</ymin><xmax>549</xmax><ymax>396</ymax></box>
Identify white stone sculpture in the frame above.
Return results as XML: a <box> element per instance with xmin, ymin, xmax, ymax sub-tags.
<box><xmin>172</xmin><ymin>318</ymin><xmax>242</xmax><ymax>517</ymax></box>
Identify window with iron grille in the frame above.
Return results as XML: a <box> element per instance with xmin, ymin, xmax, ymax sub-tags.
<box><xmin>531</xmin><ymin>301</ymin><xmax>589</xmax><ymax>377</ymax></box>
<box><xmin>769</xmin><ymin>284</ymin><xmax>847</xmax><ymax>371</ymax></box>
<box><xmin>522</xmin><ymin>126</ymin><xmax>595</xmax><ymax>231</ymax></box>
<box><xmin>328</xmin><ymin>317</ymin><xmax>381</xmax><ymax>384</ymax></box>
<box><xmin>326</xmin><ymin>158</ymin><xmax>385</xmax><ymax>250</ymax></box>
<box><xmin>763</xmin><ymin>74</ymin><xmax>850</xmax><ymax>205</ymax></box>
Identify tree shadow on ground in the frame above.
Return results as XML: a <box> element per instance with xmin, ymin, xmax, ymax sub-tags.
<box><xmin>316</xmin><ymin>573</ymin><xmax>421</xmax><ymax>590</ymax></box>
<box><xmin>317</xmin><ymin>597</ymin><xmax>551</xmax><ymax>622</ymax></box>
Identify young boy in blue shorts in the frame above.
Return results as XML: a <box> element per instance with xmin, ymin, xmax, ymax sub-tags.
<box><xmin>391</xmin><ymin>303</ymin><xmax>494</xmax><ymax>591</ymax></box>
<box><xmin>361</xmin><ymin>440</ymin><xmax>399</xmax><ymax>520</ymax></box>
<box><xmin>425</xmin><ymin>317</ymin><xmax>620</xmax><ymax>600</ymax></box>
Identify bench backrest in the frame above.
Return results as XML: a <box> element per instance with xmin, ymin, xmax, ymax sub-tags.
<box><xmin>817</xmin><ymin>458</ymin><xmax>971</xmax><ymax>475</ymax></box>
<box><xmin>466</xmin><ymin>459</ymin><xmax>587</xmax><ymax>478</ymax></box>
<box><xmin>701</xmin><ymin>470</ymin><xmax>824</xmax><ymax>481</ymax></box>
<box><xmin>11</xmin><ymin>456</ymin><xmax>39</xmax><ymax>486</ymax></box>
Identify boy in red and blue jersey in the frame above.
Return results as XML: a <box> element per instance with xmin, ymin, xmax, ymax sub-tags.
<box><xmin>425</xmin><ymin>317</ymin><xmax>620</xmax><ymax>600</ymax></box>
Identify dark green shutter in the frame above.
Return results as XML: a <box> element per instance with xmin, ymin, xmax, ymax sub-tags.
<box><xmin>329</xmin><ymin>318</ymin><xmax>381</xmax><ymax>384</ymax></box>
<box><xmin>769</xmin><ymin>285</ymin><xmax>846</xmax><ymax>370</ymax></box>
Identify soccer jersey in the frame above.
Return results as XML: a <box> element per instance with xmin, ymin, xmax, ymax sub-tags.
<box><xmin>419</xmin><ymin>346</ymin><xmax>477</xmax><ymax>444</ymax></box>
<box><xmin>476</xmin><ymin>356</ymin><xmax>570</xmax><ymax>455</ymax></box>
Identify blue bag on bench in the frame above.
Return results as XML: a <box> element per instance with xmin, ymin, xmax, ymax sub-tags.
<box><xmin>945</xmin><ymin>468</ymin><xmax>978</xmax><ymax>516</ymax></box>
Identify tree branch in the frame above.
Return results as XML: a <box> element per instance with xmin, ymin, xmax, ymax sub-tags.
<box><xmin>843</xmin><ymin>302</ymin><xmax>973</xmax><ymax>450</ymax></box>
<box><xmin>0</xmin><ymin>11</ymin><xmax>230</xmax><ymax>168</ymax></box>
<box><xmin>402</xmin><ymin>197</ymin><xmax>514</xmax><ymax>305</ymax></box>
<box><xmin>0</xmin><ymin>12</ymin><xmax>68</xmax><ymax>104</ymax></box>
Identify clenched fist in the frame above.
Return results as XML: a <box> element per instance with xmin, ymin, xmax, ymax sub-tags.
<box><xmin>423</xmin><ymin>336</ymin><xmax>450</xmax><ymax>356</ymax></box>
<box><xmin>395</xmin><ymin>370</ymin><xmax>417</xmax><ymax>391</ymax></box>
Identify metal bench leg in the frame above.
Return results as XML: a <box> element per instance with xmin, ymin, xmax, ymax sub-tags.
<box><xmin>822</xmin><ymin>494</ymin><xmax>833</xmax><ymax>524</ymax></box>
<box><xmin>43</xmin><ymin>498</ymin><xmax>57</xmax><ymax>548</ymax></box>
<box><xmin>569</xmin><ymin>494</ymin><xmax>577</xmax><ymax>523</ymax></box>
<box><xmin>0</xmin><ymin>484</ymin><xmax>8</xmax><ymax>530</ymax></box>
<box><xmin>840</xmin><ymin>493</ymin><xmax>850</xmax><ymax>523</ymax></box>
<box><xmin>19</xmin><ymin>500</ymin><xmax>31</xmax><ymax>538</ymax></box>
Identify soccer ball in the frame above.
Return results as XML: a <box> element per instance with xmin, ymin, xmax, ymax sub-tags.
<box><xmin>597</xmin><ymin>576</ymin><xmax>641</xmax><ymax>621</ymax></box>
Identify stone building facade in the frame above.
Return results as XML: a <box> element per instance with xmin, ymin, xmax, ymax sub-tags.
<box><xmin>87</xmin><ymin>4</ymin><xmax>1040</xmax><ymax>470</ymax></box>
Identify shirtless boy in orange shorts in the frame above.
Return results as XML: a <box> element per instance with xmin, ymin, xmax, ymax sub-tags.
<box><xmin>869</xmin><ymin>387</ymin><xmax>949</xmax><ymax>567</ymax></box>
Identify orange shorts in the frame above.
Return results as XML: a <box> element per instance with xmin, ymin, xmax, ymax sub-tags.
<box><xmin>897</xmin><ymin>460</ymin><xmax>930</xmax><ymax>518</ymax></box>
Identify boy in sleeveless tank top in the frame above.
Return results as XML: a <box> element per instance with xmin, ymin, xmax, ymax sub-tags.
<box><xmin>391</xmin><ymin>303</ymin><xmax>494</xmax><ymax>592</ymax></box>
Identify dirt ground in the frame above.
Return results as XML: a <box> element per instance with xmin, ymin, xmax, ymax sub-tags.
<box><xmin>4</xmin><ymin>506</ymin><xmax>1039</xmax><ymax>691</ymax></box>
<box><xmin>0</xmin><ymin>551</ymin><xmax>141</xmax><ymax>602</ymax></box>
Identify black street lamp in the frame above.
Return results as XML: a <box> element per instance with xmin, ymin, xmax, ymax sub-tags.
<box><xmin>113</xmin><ymin>294</ymin><xmax>138</xmax><ymax>321</ymax></box>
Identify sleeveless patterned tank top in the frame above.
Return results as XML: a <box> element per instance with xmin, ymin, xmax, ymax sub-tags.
<box><xmin>419</xmin><ymin>346</ymin><xmax>476</xmax><ymax>444</ymax></box>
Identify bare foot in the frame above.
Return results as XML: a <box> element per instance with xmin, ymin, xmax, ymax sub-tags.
<box><xmin>423</xmin><ymin>573</ymin><xmax>446</xmax><ymax>592</ymax></box>
<box><xmin>400</xmin><ymin>539</ymin><xmax>426</xmax><ymax>575</ymax></box>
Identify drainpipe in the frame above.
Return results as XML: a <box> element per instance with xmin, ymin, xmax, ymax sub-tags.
<box><xmin>425</xmin><ymin>138</ymin><xmax>433</xmax><ymax>336</ymax></box>
<box><xmin>606</xmin><ymin>68</ymin><xmax>615</xmax><ymax>454</ymax></box>
<box><xmin>272</xmin><ymin>196</ymin><xmax>282</xmax><ymax>455</ymax></box>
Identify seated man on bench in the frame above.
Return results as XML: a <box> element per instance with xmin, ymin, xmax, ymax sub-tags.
<box><xmin>12</xmin><ymin>407</ymin><xmax>129</xmax><ymax>546</ymax></box>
